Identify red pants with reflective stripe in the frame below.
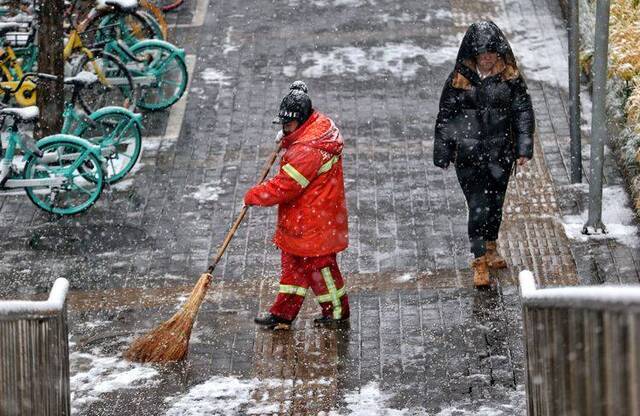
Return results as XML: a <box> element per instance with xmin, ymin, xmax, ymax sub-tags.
<box><xmin>270</xmin><ymin>251</ymin><xmax>350</xmax><ymax>322</ymax></box>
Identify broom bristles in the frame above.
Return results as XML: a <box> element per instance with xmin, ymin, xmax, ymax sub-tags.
<box><xmin>123</xmin><ymin>273</ymin><xmax>212</xmax><ymax>363</ymax></box>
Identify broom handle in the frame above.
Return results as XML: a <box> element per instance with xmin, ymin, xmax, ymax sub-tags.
<box><xmin>206</xmin><ymin>141</ymin><xmax>283</xmax><ymax>275</ymax></box>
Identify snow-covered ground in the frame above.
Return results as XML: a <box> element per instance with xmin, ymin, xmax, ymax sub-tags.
<box><xmin>299</xmin><ymin>42</ymin><xmax>459</xmax><ymax>80</ymax></box>
<box><xmin>561</xmin><ymin>185</ymin><xmax>640</xmax><ymax>248</ymax></box>
<box><xmin>200</xmin><ymin>68</ymin><xmax>232</xmax><ymax>86</ymax></box>
<box><xmin>188</xmin><ymin>180</ymin><xmax>226</xmax><ymax>203</ymax></box>
<box><xmin>164</xmin><ymin>376</ymin><xmax>293</xmax><ymax>415</ymax></box>
<box><xmin>70</xmin><ymin>347</ymin><xmax>159</xmax><ymax>414</ymax></box>
<box><xmin>435</xmin><ymin>385</ymin><xmax>526</xmax><ymax>416</ymax></box>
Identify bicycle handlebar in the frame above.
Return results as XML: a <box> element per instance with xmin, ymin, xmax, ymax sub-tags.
<box><xmin>0</xmin><ymin>72</ymin><xmax>57</xmax><ymax>95</ymax></box>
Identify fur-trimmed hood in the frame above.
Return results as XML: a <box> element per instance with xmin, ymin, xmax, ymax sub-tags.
<box><xmin>451</xmin><ymin>21</ymin><xmax>520</xmax><ymax>90</ymax></box>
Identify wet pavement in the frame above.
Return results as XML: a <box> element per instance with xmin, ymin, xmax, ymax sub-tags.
<box><xmin>2</xmin><ymin>0</ymin><xmax>640</xmax><ymax>414</ymax></box>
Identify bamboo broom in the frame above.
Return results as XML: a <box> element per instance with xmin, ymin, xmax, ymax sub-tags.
<box><xmin>124</xmin><ymin>141</ymin><xmax>282</xmax><ymax>363</ymax></box>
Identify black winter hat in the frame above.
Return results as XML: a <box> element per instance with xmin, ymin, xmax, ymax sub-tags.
<box><xmin>273</xmin><ymin>81</ymin><xmax>313</xmax><ymax>124</ymax></box>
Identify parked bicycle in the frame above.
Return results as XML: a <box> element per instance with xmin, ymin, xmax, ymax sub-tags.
<box><xmin>62</xmin><ymin>71</ymin><xmax>143</xmax><ymax>184</ymax></box>
<box><xmin>0</xmin><ymin>73</ymin><xmax>105</xmax><ymax>215</ymax></box>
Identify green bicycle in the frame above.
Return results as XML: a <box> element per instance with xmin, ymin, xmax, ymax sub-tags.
<box><xmin>62</xmin><ymin>71</ymin><xmax>143</xmax><ymax>184</ymax></box>
<box><xmin>0</xmin><ymin>73</ymin><xmax>105</xmax><ymax>215</ymax></box>
<box><xmin>73</xmin><ymin>10</ymin><xmax>188</xmax><ymax>112</ymax></box>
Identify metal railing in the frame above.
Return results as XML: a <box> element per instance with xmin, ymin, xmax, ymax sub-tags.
<box><xmin>519</xmin><ymin>270</ymin><xmax>640</xmax><ymax>416</ymax></box>
<box><xmin>0</xmin><ymin>278</ymin><xmax>70</xmax><ymax>416</ymax></box>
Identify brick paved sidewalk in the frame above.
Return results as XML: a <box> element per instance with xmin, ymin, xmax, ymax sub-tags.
<box><xmin>2</xmin><ymin>0</ymin><xmax>639</xmax><ymax>414</ymax></box>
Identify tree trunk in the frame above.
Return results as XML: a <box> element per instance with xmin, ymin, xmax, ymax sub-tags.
<box><xmin>35</xmin><ymin>0</ymin><xmax>64</xmax><ymax>139</ymax></box>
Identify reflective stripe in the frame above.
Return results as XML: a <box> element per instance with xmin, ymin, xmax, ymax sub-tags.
<box><xmin>316</xmin><ymin>286</ymin><xmax>346</xmax><ymax>303</ymax></box>
<box><xmin>317</xmin><ymin>155</ymin><xmax>340</xmax><ymax>175</ymax></box>
<box><xmin>320</xmin><ymin>267</ymin><xmax>343</xmax><ymax>320</ymax></box>
<box><xmin>282</xmin><ymin>163</ymin><xmax>310</xmax><ymax>188</ymax></box>
<box><xmin>279</xmin><ymin>284</ymin><xmax>307</xmax><ymax>297</ymax></box>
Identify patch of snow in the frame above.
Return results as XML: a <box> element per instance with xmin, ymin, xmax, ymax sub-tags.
<box><xmin>425</xmin><ymin>9</ymin><xmax>453</xmax><ymax>22</ymax></box>
<box><xmin>379</xmin><ymin>12</ymin><xmax>414</xmax><ymax>23</ymax></box>
<box><xmin>164</xmin><ymin>376</ymin><xmax>296</xmax><ymax>416</ymax></box>
<box><xmin>435</xmin><ymin>385</ymin><xmax>526</xmax><ymax>415</ymax></box>
<box><xmin>379</xmin><ymin>9</ymin><xmax>451</xmax><ymax>24</ymax></box>
<box><xmin>96</xmin><ymin>0</ymin><xmax>138</xmax><ymax>10</ymax></box>
<box><xmin>581</xmin><ymin>86</ymin><xmax>593</xmax><ymax>134</ymax></box>
<box><xmin>201</xmin><ymin>68</ymin><xmax>231</xmax><ymax>86</ymax></box>
<box><xmin>298</xmin><ymin>0</ymin><xmax>370</xmax><ymax>6</ymax></box>
<box><xmin>111</xmin><ymin>177</ymin><xmax>134</xmax><ymax>191</ymax></box>
<box><xmin>395</xmin><ymin>273</ymin><xmax>415</xmax><ymax>282</ymax></box>
<box><xmin>70</xmin><ymin>349</ymin><xmax>158</xmax><ymax>413</ymax></box>
<box><xmin>110</xmin><ymin>155</ymin><xmax>148</xmax><ymax>191</ymax></box>
<box><xmin>283</xmin><ymin>65</ymin><xmax>297</xmax><ymax>77</ymax></box>
<box><xmin>141</xmin><ymin>140</ymin><xmax>162</xmax><ymax>152</ymax></box>
<box><xmin>332</xmin><ymin>381</ymin><xmax>408</xmax><ymax>415</ymax></box>
<box><xmin>560</xmin><ymin>185</ymin><xmax>640</xmax><ymax>248</ymax></box>
<box><xmin>189</xmin><ymin>181</ymin><xmax>224</xmax><ymax>202</ymax></box>
<box><xmin>506</xmin><ymin>30</ymin><xmax>568</xmax><ymax>89</ymax></box>
<box><xmin>65</xmin><ymin>71</ymin><xmax>99</xmax><ymax>85</ymax></box>
<box><xmin>223</xmin><ymin>26</ymin><xmax>239</xmax><ymax>55</ymax></box>
<box><xmin>300</xmin><ymin>43</ymin><xmax>459</xmax><ymax>80</ymax></box>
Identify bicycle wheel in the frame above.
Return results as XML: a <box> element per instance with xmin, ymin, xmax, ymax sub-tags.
<box><xmin>72</xmin><ymin>50</ymin><xmax>138</xmax><ymax>113</ymax></box>
<box><xmin>88</xmin><ymin>10</ymin><xmax>158</xmax><ymax>47</ymax></box>
<box><xmin>129</xmin><ymin>42</ymin><xmax>188</xmax><ymax>111</ymax></box>
<box><xmin>23</xmin><ymin>140</ymin><xmax>104</xmax><ymax>215</ymax></box>
<box><xmin>140</xmin><ymin>0</ymin><xmax>169</xmax><ymax>38</ymax></box>
<box><xmin>138</xmin><ymin>8</ymin><xmax>167</xmax><ymax>41</ymax></box>
<box><xmin>75</xmin><ymin>110</ymin><xmax>142</xmax><ymax>183</ymax></box>
<box><xmin>153</xmin><ymin>0</ymin><xmax>184</xmax><ymax>12</ymax></box>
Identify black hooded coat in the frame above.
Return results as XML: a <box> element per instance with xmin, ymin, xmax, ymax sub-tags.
<box><xmin>433</xmin><ymin>21</ymin><xmax>536</xmax><ymax>257</ymax></box>
<box><xmin>433</xmin><ymin>21</ymin><xmax>535</xmax><ymax>174</ymax></box>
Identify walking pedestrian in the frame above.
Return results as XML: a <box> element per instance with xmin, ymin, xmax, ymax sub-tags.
<box><xmin>245</xmin><ymin>81</ymin><xmax>350</xmax><ymax>329</ymax></box>
<box><xmin>433</xmin><ymin>21</ymin><xmax>535</xmax><ymax>287</ymax></box>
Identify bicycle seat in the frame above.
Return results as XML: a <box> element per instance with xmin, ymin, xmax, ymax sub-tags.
<box><xmin>96</xmin><ymin>0</ymin><xmax>139</xmax><ymax>12</ymax></box>
<box><xmin>0</xmin><ymin>22</ymin><xmax>25</xmax><ymax>36</ymax></box>
<box><xmin>64</xmin><ymin>71</ymin><xmax>99</xmax><ymax>87</ymax></box>
<box><xmin>0</xmin><ymin>106</ymin><xmax>39</xmax><ymax>122</ymax></box>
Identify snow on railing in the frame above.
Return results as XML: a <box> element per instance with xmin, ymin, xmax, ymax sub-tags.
<box><xmin>0</xmin><ymin>278</ymin><xmax>71</xmax><ymax>415</ymax></box>
<box><xmin>519</xmin><ymin>270</ymin><xmax>640</xmax><ymax>416</ymax></box>
<box><xmin>0</xmin><ymin>277</ymin><xmax>69</xmax><ymax>316</ymax></box>
<box><xmin>519</xmin><ymin>270</ymin><xmax>640</xmax><ymax>310</ymax></box>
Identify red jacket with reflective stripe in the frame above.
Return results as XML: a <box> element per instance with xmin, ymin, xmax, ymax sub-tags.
<box><xmin>244</xmin><ymin>111</ymin><xmax>349</xmax><ymax>257</ymax></box>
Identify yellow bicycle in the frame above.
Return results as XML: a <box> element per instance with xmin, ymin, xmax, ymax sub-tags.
<box><xmin>0</xmin><ymin>22</ymin><xmax>136</xmax><ymax>110</ymax></box>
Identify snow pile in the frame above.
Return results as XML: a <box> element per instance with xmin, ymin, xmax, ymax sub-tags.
<box><xmin>561</xmin><ymin>185</ymin><xmax>640</xmax><ymax>248</ymax></box>
<box><xmin>164</xmin><ymin>376</ymin><xmax>295</xmax><ymax>415</ymax></box>
<box><xmin>340</xmin><ymin>381</ymin><xmax>408</xmax><ymax>415</ymax></box>
<box><xmin>189</xmin><ymin>181</ymin><xmax>225</xmax><ymax>202</ymax></box>
<box><xmin>300</xmin><ymin>43</ymin><xmax>459</xmax><ymax>80</ymax></box>
<box><xmin>164</xmin><ymin>376</ymin><xmax>256</xmax><ymax>415</ymax></box>
<box><xmin>70</xmin><ymin>349</ymin><xmax>159</xmax><ymax>413</ymax></box>
<box><xmin>201</xmin><ymin>68</ymin><xmax>231</xmax><ymax>86</ymax></box>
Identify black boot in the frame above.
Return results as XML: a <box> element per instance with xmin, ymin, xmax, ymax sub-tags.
<box><xmin>313</xmin><ymin>315</ymin><xmax>349</xmax><ymax>328</ymax></box>
<box><xmin>254</xmin><ymin>313</ymin><xmax>292</xmax><ymax>330</ymax></box>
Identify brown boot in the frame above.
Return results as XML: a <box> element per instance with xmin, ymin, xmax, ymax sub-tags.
<box><xmin>472</xmin><ymin>255</ymin><xmax>490</xmax><ymax>287</ymax></box>
<box><xmin>485</xmin><ymin>241</ymin><xmax>507</xmax><ymax>269</ymax></box>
